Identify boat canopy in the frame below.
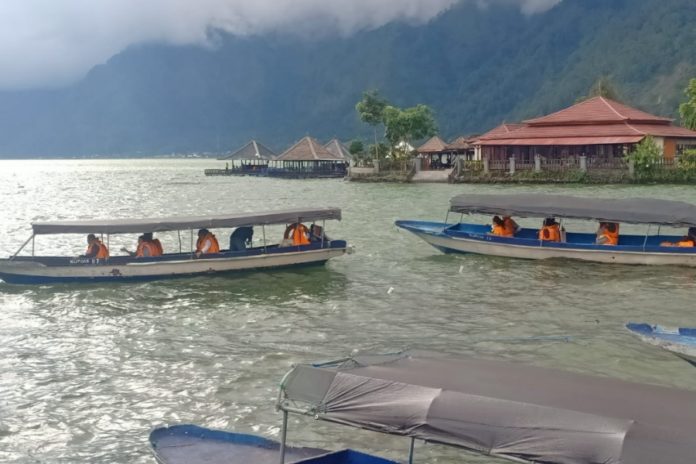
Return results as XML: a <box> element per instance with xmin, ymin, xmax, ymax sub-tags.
<box><xmin>449</xmin><ymin>194</ymin><xmax>696</xmax><ymax>226</ymax></box>
<box><xmin>278</xmin><ymin>351</ymin><xmax>696</xmax><ymax>464</ymax></box>
<box><xmin>31</xmin><ymin>207</ymin><xmax>341</xmax><ymax>235</ymax></box>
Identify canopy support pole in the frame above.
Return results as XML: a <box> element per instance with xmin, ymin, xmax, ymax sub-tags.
<box><xmin>322</xmin><ymin>220</ymin><xmax>326</xmax><ymax>247</ymax></box>
<box><xmin>178</xmin><ymin>230</ymin><xmax>182</xmax><ymax>253</ymax></box>
<box><xmin>262</xmin><ymin>225</ymin><xmax>267</xmax><ymax>253</ymax></box>
<box><xmin>408</xmin><ymin>437</ymin><xmax>415</xmax><ymax>464</ymax></box>
<box><xmin>190</xmin><ymin>229</ymin><xmax>194</xmax><ymax>258</ymax></box>
<box><xmin>31</xmin><ymin>235</ymin><xmax>35</xmax><ymax>256</ymax></box>
<box><xmin>444</xmin><ymin>211</ymin><xmax>450</xmax><ymax>226</ymax></box>
<box><xmin>642</xmin><ymin>224</ymin><xmax>650</xmax><ymax>251</ymax></box>
<box><xmin>11</xmin><ymin>234</ymin><xmax>34</xmax><ymax>259</ymax></box>
<box><xmin>279</xmin><ymin>410</ymin><xmax>288</xmax><ymax>464</ymax></box>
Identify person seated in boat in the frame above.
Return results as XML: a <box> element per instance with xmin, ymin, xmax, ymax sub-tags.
<box><xmin>538</xmin><ymin>217</ymin><xmax>562</xmax><ymax>242</ymax></box>
<box><xmin>195</xmin><ymin>228</ymin><xmax>220</xmax><ymax>256</ymax></box>
<box><xmin>143</xmin><ymin>232</ymin><xmax>163</xmax><ymax>256</ymax></box>
<box><xmin>596</xmin><ymin>222</ymin><xmax>620</xmax><ymax>245</ymax></box>
<box><xmin>502</xmin><ymin>216</ymin><xmax>520</xmax><ymax>236</ymax></box>
<box><xmin>490</xmin><ymin>216</ymin><xmax>508</xmax><ymax>236</ymax></box>
<box><xmin>121</xmin><ymin>234</ymin><xmax>161</xmax><ymax>258</ymax></box>
<box><xmin>82</xmin><ymin>233</ymin><xmax>109</xmax><ymax>259</ymax></box>
<box><xmin>660</xmin><ymin>227</ymin><xmax>696</xmax><ymax>247</ymax></box>
<box><xmin>229</xmin><ymin>226</ymin><xmax>253</xmax><ymax>251</ymax></box>
<box><xmin>284</xmin><ymin>223</ymin><xmax>310</xmax><ymax>246</ymax></box>
<box><xmin>309</xmin><ymin>224</ymin><xmax>330</xmax><ymax>243</ymax></box>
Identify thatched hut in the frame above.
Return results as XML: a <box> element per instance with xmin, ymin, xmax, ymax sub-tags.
<box><xmin>269</xmin><ymin>137</ymin><xmax>347</xmax><ymax>178</ymax></box>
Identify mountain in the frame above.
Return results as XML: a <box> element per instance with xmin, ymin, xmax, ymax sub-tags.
<box><xmin>0</xmin><ymin>0</ymin><xmax>694</xmax><ymax>157</ymax></box>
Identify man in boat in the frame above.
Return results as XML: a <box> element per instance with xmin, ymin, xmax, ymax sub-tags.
<box><xmin>229</xmin><ymin>226</ymin><xmax>253</xmax><ymax>251</ymax></box>
<box><xmin>660</xmin><ymin>227</ymin><xmax>696</xmax><ymax>247</ymax></box>
<box><xmin>309</xmin><ymin>224</ymin><xmax>330</xmax><ymax>243</ymax></box>
<box><xmin>121</xmin><ymin>235</ymin><xmax>162</xmax><ymax>258</ymax></box>
<box><xmin>490</xmin><ymin>216</ymin><xmax>509</xmax><ymax>236</ymax></box>
<box><xmin>502</xmin><ymin>216</ymin><xmax>520</xmax><ymax>236</ymax></box>
<box><xmin>143</xmin><ymin>232</ymin><xmax>163</xmax><ymax>255</ymax></box>
<box><xmin>82</xmin><ymin>234</ymin><xmax>109</xmax><ymax>259</ymax></box>
<box><xmin>538</xmin><ymin>217</ymin><xmax>562</xmax><ymax>242</ymax></box>
<box><xmin>596</xmin><ymin>222</ymin><xmax>620</xmax><ymax>245</ymax></box>
<box><xmin>195</xmin><ymin>229</ymin><xmax>220</xmax><ymax>256</ymax></box>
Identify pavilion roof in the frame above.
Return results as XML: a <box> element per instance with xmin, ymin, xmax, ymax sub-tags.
<box><xmin>324</xmin><ymin>139</ymin><xmax>352</xmax><ymax>160</ymax></box>
<box><xmin>524</xmin><ymin>97</ymin><xmax>672</xmax><ymax>126</ymax></box>
<box><xmin>417</xmin><ymin>136</ymin><xmax>448</xmax><ymax>153</ymax></box>
<box><xmin>276</xmin><ymin>136</ymin><xmax>343</xmax><ymax>161</ymax></box>
<box><xmin>220</xmin><ymin>140</ymin><xmax>276</xmax><ymax>160</ymax></box>
<box><xmin>446</xmin><ymin>135</ymin><xmax>477</xmax><ymax>150</ymax></box>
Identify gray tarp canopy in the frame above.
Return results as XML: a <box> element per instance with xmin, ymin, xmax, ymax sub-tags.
<box><xmin>449</xmin><ymin>194</ymin><xmax>696</xmax><ymax>227</ymax></box>
<box><xmin>31</xmin><ymin>207</ymin><xmax>341</xmax><ymax>235</ymax></box>
<box><xmin>279</xmin><ymin>352</ymin><xmax>696</xmax><ymax>464</ymax></box>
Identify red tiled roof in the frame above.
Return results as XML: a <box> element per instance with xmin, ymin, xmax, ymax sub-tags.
<box><xmin>277</xmin><ymin>136</ymin><xmax>342</xmax><ymax>161</ymax></box>
<box><xmin>324</xmin><ymin>139</ymin><xmax>352</xmax><ymax>160</ymax></box>
<box><xmin>479</xmin><ymin>136</ymin><xmax>644</xmax><ymax>146</ymax></box>
<box><xmin>524</xmin><ymin>97</ymin><xmax>672</xmax><ymax>125</ymax></box>
<box><xmin>446</xmin><ymin>136</ymin><xmax>477</xmax><ymax>150</ymax></box>
<box><xmin>628</xmin><ymin>124</ymin><xmax>696</xmax><ymax>138</ymax></box>
<box><xmin>476</xmin><ymin>124</ymin><xmax>524</xmax><ymax>141</ymax></box>
<box><xmin>417</xmin><ymin>136</ymin><xmax>448</xmax><ymax>153</ymax></box>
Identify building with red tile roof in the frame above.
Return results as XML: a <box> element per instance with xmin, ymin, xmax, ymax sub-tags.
<box><xmin>475</xmin><ymin>97</ymin><xmax>696</xmax><ymax>164</ymax></box>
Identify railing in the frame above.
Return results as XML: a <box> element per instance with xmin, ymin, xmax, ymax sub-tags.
<box><xmin>586</xmin><ymin>157</ymin><xmax>627</xmax><ymax>170</ymax></box>
<box><xmin>542</xmin><ymin>157</ymin><xmax>580</xmax><ymax>171</ymax></box>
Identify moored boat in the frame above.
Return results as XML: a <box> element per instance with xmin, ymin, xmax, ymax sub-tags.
<box><xmin>626</xmin><ymin>322</ymin><xmax>696</xmax><ymax>367</ymax></box>
<box><xmin>151</xmin><ymin>351</ymin><xmax>696</xmax><ymax>464</ymax></box>
<box><xmin>0</xmin><ymin>208</ymin><xmax>348</xmax><ymax>284</ymax></box>
<box><xmin>396</xmin><ymin>193</ymin><xmax>696</xmax><ymax>266</ymax></box>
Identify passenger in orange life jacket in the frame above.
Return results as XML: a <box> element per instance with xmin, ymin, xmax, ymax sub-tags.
<box><xmin>195</xmin><ymin>228</ymin><xmax>220</xmax><ymax>257</ymax></box>
<box><xmin>121</xmin><ymin>235</ymin><xmax>159</xmax><ymax>258</ymax></box>
<box><xmin>143</xmin><ymin>232</ymin><xmax>163</xmax><ymax>256</ymax></box>
<box><xmin>596</xmin><ymin>222</ymin><xmax>620</xmax><ymax>245</ymax></box>
<box><xmin>82</xmin><ymin>234</ymin><xmax>109</xmax><ymax>259</ymax></box>
<box><xmin>502</xmin><ymin>216</ymin><xmax>520</xmax><ymax>236</ymax></box>
<box><xmin>284</xmin><ymin>223</ymin><xmax>310</xmax><ymax>246</ymax></box>
<box><xmin>538</xmin><ymin>217</ymin><xmax>562</xmax><ymax>242</ymax></box>
<box><xmin>660</xmin><ymin>227</ymin><xmax>696</xmax><ymax>247</ymax></box>
<box><xmin>489</xmin><ymin>216</ymin><xmax>510</xmax><ymax>237</ymax></box>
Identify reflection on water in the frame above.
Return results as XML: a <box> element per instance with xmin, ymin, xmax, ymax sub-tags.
<box><xmin>1</xmin><ymin>160</ymin><xmax>696</xmax><ymax>463</ymax></box>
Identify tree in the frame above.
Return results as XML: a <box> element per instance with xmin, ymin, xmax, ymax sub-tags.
<box><xmin>679</xmin><ymin>78</ymin><xmax>696</xmax><ymax>130</ymax></box>
<box><xmin>348</xmin><ymin>139</ymin><xmax>365</xmax><ymax>156</ymax></box>
<box><xmin>382</xmin><ymin>104</ymin><xmax>438</xmax><ymax>154</ymax></box>
<box><xmin>356</xmin><ymin>90</ymin><xmax>388</xmax><ymax>158</ymax></box>
<box><xmin>626</xmin><ymin>136</ymin><xmax>662</xmax><ymax>179</ymax></box>
<box><xmin>577</xmin><ymin>76</ymin><xmax>621</xmax><ymax>102</ymax></box>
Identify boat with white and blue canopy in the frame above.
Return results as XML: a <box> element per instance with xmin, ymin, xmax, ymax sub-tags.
<box><xmin>626</xmin><ymin>322</ymin><xmax>696</xmax><ymax>367</ymax></box>
<box><xmin>0</xmin><ymin>207</ymin><xmax>348</xmax><ymax>284</ymax></box>
<box><xmin>396</xmin><ymin>193</ymin><xmax>696</xmax><ymax>266</ymax></box>
<box><xmin>150</xmin><ymin>351</ymin><xmax>696</xmax><ymax>464</ymax></box>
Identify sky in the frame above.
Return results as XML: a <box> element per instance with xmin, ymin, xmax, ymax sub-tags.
<box><xmin>0</xmin><ymin>0</ymin><xmax>561</xmax><ymax>91</ymax></box>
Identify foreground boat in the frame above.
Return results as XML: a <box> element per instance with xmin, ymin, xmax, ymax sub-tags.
<box><xmin>626</xmin><ymin>322</ymin><xmax>696</xmax><ymax>367</ymax></box>
<box><xmin>0</xmin><ymin>208</ymin><xmax>348</xmax><ymax>284</ymax></box>
<box><xmin>151</xmin><ymin>351</ymin><xmax>696</xmax><ymax>464</ymax></box>
<box><xmin>396</xmin><ymin>193</ymin><xmax>696</xmax><ymax>266</ymax></box>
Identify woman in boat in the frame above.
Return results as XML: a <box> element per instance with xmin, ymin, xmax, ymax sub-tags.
<box><xmin>82</xmin><ymin>234</ymin><xmax>109</xmax><ymax>259</ymax></box>
<box><xmin>660</xmin><ymin>227</ymin><xmax>696</xmax><ymax>247</ymax></box>
<box><xmin>596</xmin><ymin>222</ymin><xmax>620</xmax><ymax>245</ymax></box>
<box><xmin>538</xmin><ymin>217</ymin><xmax>562</xmax><ymax>242</ymax></box>
<box><xmin>490</xmin><ymin>216</ymin><xmax>508</xmax><ymax>236</ymax></box>
<box><xmin>195</xmin><ymin>229</ymin><xmax>220</xmax><ymax>256</ymax></box>
<box><xmin>121</xmin><ymin>235</ymin><xmax>162</xmax><ymax>258</ymax></box>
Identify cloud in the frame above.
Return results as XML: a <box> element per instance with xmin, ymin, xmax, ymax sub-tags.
<box><xmin>0</xmin><ymin>0</ymin><xmax>561</xmax><ymax>90</ymax></box>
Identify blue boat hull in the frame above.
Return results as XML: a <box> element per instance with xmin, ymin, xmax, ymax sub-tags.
<box><xmin>149</xmin><ymin>424</ymin><xmax>398</xmax><ymax>464</ymax></box>
<box><xmin>626</xmin><ymin>323</ymin><xmax>696</xmax><ymax>367</ymax></box>
<box><xmin>395</xmin><ymin>220</ymin><xmax>696</xmax><ymax>266</ymax></box>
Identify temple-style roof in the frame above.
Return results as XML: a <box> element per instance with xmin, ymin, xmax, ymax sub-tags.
<box><xmin>324</xmin><ymin>139</ymin><xmax>352</xmax><ymax>160</ymax></box>
<box><xmin>220</xmin><ymin>140</ymin><xmax>276</xmax><ymax>160</ymax></box>
<box><xmin>276</xmin><ymin>137</ymin><xmax>343</xmax><ymax>161</ymax></box>
<box><xmin>417</xmin><ymin>136</ymin><xmax>448</xmax><ymax>153</ymax></box>
<box><xmin>446</xmin><ymin>135</ymin><xmax>477</xmax><ymax>150</ymax></box>
<box><xmin>477</xmin><ymin>98</ymin><xmax>696</xmax><ymax>146</ymax></box>
<box><xmin>525</xmin><ymin>97</ymin><xmax>672</xmax><ymax>125</ymax></box>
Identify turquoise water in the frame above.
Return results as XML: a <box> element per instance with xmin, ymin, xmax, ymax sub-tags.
<box><xmin>1</xmin><ymin>159</ymin><xmax>695</xmax><ymax>463</ymax></box>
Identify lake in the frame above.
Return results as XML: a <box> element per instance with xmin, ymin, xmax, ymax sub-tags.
<box><xmin>1</xmin><ymin>159</ymin><xmax>695</xmax><ymax>463</ymax></box>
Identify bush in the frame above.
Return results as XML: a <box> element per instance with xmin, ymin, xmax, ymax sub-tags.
<box><xmin>625</xmin><ymin>136</ymin><xmax>662</xmax><ymax>180</ymax></box>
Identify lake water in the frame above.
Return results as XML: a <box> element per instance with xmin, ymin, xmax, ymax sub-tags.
<box><xmin>1</xmin><ymin>159</ymin><xmax>695</xmax><ymax>463</ymax></box>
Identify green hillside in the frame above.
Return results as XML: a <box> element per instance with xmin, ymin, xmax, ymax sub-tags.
<box><xmin>0</xmin><ymin>0</ymin><xmax>694</xmax><ymax>156</ymax></box>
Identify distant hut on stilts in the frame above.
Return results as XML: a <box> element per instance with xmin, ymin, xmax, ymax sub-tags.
<box><xmin>219</xmin><ymin>140</ymin><xmax>277</xmax><ymax>175</ymax></box>
<box><xmin>269</xmin><ymin>136</ymin><xmax>348</xmax><ymax>178</ymax></box>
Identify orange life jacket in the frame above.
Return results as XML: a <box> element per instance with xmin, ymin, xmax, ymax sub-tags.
<box><xmin>538</xmin><ymin>224</ymin><xmax>561</xmax><ymax>242</ymax></box>
<box><xmin>136</xmin><ymin>241</ymin><xmax>159</xmax><ymax>257</ymax></box>
<box><xmin>151</xmin><ymin>238</ymin><xmax>163</xmax><ymax>255</ymax></box>
<box><xmin>86</xmin><ymin>240</ymin><xmax>109</xmax><ymax>259</ymax></box>
<box><xmin>502</xmin><ymin>217</ymin><xmax>518</xmax><ymax>236</ymax></box>
<box><xmin>491</xmin><ymin>223</ymin><xmax>509</xmax><ymax>236</ymax></box>
<box><xmin>196</xmin><ymin>233</ymin><xmax>220</xmax><ymax>254</ymax></box>
<box><xmin>284</xmin><ymin>223</ymin><xmax>310</xmax><ymax>245</ymax></box>
<box><xmin>677</xmin><ymin>238</ymin><xmax>695</xmax><ymax>247</ymax></box>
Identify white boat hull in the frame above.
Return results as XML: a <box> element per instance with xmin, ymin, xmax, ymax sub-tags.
<box><xmin>0</xmin><ymin>247</ymin><xmax>347</xmax><ymax>284</ymax></box>
<box><xmin>409</xmin><ymin>229</ymin><xmax>696</xmax><ymax>267</ymax></box>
